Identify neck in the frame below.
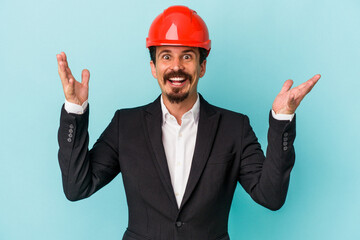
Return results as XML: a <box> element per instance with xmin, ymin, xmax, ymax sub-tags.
<box><xmin>162</xmin><ymin>93</ymin><xmax>198</xmax><ymax>125</ymax></box>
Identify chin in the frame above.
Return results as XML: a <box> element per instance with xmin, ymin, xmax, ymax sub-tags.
<box><xmin>165</xmin><ymin>91</ymin><xmax>189</xmax><ymax>104</ymax></box>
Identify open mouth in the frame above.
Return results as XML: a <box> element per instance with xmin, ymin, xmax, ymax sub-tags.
<box><xmin>167</xmin><ymin>77</ymin><xmax>187</xmax><ymax>87</ymax></box>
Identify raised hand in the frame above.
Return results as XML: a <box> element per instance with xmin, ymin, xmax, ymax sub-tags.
<box><xmin>57</xmin><ymin>52</ymin><xmax>90</xmax><ymax>105</ymax></box>
<box><xmin>272</xmin><ymin>74</ymin><xmax>321</xmax><ymax>114</ymax></box>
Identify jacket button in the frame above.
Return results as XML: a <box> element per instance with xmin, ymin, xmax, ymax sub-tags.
<box><xmin>69</xmin><ymin>124</ymin><xmax>74</xmax><ymax>129</ymax></box>
<box><xmin>284</xmin><ymin>132</ymin><xmax>288</xmax><ymax>137</ymax></box>
<box><xmin>175</xmin><ymin>221</ymin><xmax>183</xmax><ymax>228</ymax></box>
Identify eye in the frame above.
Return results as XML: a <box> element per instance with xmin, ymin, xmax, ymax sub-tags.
<box><xmin>162</xmin><ymin>54</ymin><xmax>170</xmax><ymax>60</ymax></box>
<box><xmin>183</xmin><ymin>54</ymin><xmax>191</xmax><ymax>60</ymax></box>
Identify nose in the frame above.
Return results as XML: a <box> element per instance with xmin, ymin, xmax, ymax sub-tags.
<box><xmin>171</xmin><ymin>57</ymin><xmax>184</xmax><ymax>71</ymax></box>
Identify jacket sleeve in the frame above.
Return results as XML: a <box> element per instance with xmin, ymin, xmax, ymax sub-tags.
<box><xmin>238</xmin><ymin>111</ymin><xmax>296</xmax><ymax>210</ymax></box>
<box><xmin>58</xmin><ymin>104</ymin><xmax>120</xmax><ymax>201</ymax></box>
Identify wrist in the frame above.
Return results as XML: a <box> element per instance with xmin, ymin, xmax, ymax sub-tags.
<box><xmin>272</xmin><ymin>107</ymin><xmax>294</xmax><ymax>115</ymax></box>
<box><xmin>271</xmin><ymin>109</ymin><xmax>295</xmax><ymax>121</ymax></box>
<box><xmin>64</xmin><ymin>99</ymin><xmax>88</xmax><ymax>114</ymax></box>
<box><xmin>65</xmin><ymin>97</ymin><xmax>82</xmax><ymax>105</ymax></box>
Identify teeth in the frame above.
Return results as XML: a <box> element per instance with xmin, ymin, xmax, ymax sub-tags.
<box><xmin>172</xmin><ymin>81</ymin><xmax>182</xmax><ymax>86</ymax></box>
<box><xmin>169</xmin><ymin>77</ymin><xmax>185</xmax><ymax>81</ymax></box>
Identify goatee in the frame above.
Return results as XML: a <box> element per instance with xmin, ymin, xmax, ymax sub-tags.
<box><xmin>163</xmin><ymin>69</ymin><xmax>192</xmax><ymax>104</ymax></box>
<box><xmin>166</xmin><ymin>91</ymin><xmax>190</xmax><ymax>104</ymax></box>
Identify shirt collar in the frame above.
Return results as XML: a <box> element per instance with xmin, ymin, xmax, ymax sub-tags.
<box><xmin>160</xmin><ymin>93</ymin><xmax>200</xmax><ymax>125</ymax></box>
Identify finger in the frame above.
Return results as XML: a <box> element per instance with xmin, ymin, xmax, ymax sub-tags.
<box><xmin>299</xmin><ymin>74</ymin><xmax>321</xmax><ymax>94</ymax></box>
<box><xmin>57</xmin><ymin>52</ymin><xmax>64</xmax><ymax>61</ymax></box>
<box><xmin>57</xmin><ymin>52</ymin><xmax>66</xmax><ymax>69</ymax></box>
<box><xmin>61</xmin><ymin>52</ymin><xmax>67</xmax><ymax>64</ymax></box>
<box><xmin>60</xmin><ymin>52</ymin><xmax>72</xmax><ymax>71</ymax></box>
<box><xmin>57</xmin><ymin>58</ymin><xmax>69</xmax><ymax>85</ymax></box>
<box><xmin>56</xmin><ymin>53</ymin><xmax>63</xmax><ymax>62</ymax></box>
<box><xmin>66</xmin><ymin>64</ymin><xmax>74</xmax><ymax>78</ymax></box>
<box><xmin>58</xmin><ymin>52</ymin><xmax>75</xmax><ymax>81</ymax></box>
<box><xmin>279</xmin><ymin>79</ymin><xmax>294</xmax><ymax>93</ymax></box>
<box><xmin>57</xmin><ymin>54</ymin><xmax>65</xmax><ymax>72</ymax></box>
<box><xmin>81</xmin><ymin>69</ymin><xmax>90</xmax><ymax>87</ymax></box>
<box><xmin>307</xmin><ymin>74</ymin><xmax>321</xmax><ymax>90</ymax></box>
<box><xmin>58</xmin><ymin>61</ymin><xmax>67</xmax><ymax>78</ymax></box>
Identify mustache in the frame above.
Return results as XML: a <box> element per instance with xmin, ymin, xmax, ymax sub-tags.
<box><xmin>163</xmin><ymin>70</ymin><xmax>192</xmax><ymax>83</ymax></box>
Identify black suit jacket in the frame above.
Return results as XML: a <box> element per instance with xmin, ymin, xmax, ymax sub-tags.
<box><xmin>58</xmin><ymin>95</ymin><xmax>296</xmax><ymax>240</ymax></box>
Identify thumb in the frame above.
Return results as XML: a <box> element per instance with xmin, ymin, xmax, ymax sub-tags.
<box><xmin>81</xmin><ymin>69</ymin><xmax>90</xmax><ymax>87</ymax></box>
<box><xmin>280</xmin><ymin>79</ymin><xmax>294</xmax><ymax>94</ymax></box>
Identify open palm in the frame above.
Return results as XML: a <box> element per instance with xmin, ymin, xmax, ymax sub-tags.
<box><xmin>272</xmin><ymin>74</ymin><xmax>321</xmax><ymax>114</ymax></box>
<box><xmin>56</xmin><ymin>52</ymin><xmax>90</xmax><ymax>105</ymax></box>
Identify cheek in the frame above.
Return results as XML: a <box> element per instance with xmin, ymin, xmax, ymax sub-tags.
<box><xmin>157</xmin><ymin>67</ymin><xmax>166</xmax><ymax>77</ymax></box>
<box><xmin>193</xmin><ymin>69</ymin><xmax>201</xmax><ymax>79</ymax></box>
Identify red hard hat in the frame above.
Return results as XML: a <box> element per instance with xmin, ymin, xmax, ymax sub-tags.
<box><xmin>146</xmin><ymin>5</ymin><xmax>211</xmax><ymax>55</ymax></box>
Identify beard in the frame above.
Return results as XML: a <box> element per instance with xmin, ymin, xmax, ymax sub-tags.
<box><xmin>165</xmin><ymin>90</ymin><xmax>190</xmax><ymax>104</ymax></box>
<box><xmin>163</xmin><ymin>69</ymin><xmax>193</xmax><ymax>104</ymax></box>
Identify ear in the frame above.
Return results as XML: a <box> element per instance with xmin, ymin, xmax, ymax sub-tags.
<box><xmin>199</xmin><ymin>60</ymin><xmax>207</xmax><ymax>78</ymax></box>
<box><xmin>150</xmin><ymin>61</ymin><xmax>157</xmax><ymax>79</ymax></box>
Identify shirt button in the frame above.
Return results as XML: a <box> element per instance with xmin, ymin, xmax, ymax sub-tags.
<box><xmin>176</xmin><ymin>162</ymin><xmax>181</xmax><ymax>166</ymax></box>
<box><xmin>175</xmin><ymin>192</ymin><xmax>179</xmax><ymax>196</ymax></box>
<box><xmin>179</xmin><ymin>133</ymin><xmax>182</xmax><ymax>137</ymax></box>
<box><xmin>175</xmin><ymin>221</ymin><xmax>183</xmax><ymax>228</ymax></box>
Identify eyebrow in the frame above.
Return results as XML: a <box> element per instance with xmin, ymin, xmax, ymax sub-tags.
<box><xmin>157</xmin><ymin>49</ymin><xmax>196</xmax><ymax>58</ymax></box>
<box><xmin>182</xmin><ymin>49</ymin><xmax>196</xmax><ymax>54</ymax></box>
<box><xmin>157</xmin><ymin>50</ymin><xmax>171</xmax><ymax>58</ymax></box>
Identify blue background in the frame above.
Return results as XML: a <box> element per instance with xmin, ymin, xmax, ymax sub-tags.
<box><xmin>1</xmin><ymin>0</ymin><xmax>359</xmax><ymax>239</ymax></box>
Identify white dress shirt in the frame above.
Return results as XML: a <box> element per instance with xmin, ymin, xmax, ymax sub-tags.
<box><xmin>64</xmin><ymin>95</ymin><xmax>294</xmax><ymax>208</ymax></box>
<box><xmin>160</xmin><ymin>95</ymin><xmax>200</xmax><ymax>207</ymax></box>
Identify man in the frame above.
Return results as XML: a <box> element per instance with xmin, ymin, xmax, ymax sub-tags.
<box><xmin>57</xmin><ymin>6</ymin><xmax>320</xmax><ymax>240</ymax></box>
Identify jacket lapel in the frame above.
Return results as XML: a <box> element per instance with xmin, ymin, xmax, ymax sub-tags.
<box><xmin>180</xmin><ymin>95</ymin><xmax>220</xmax><ymax>209</ymax></box>
<box><xmin>143</xmin><ymin>96</ymin><xmax>178</xmax><ymax>209</ymax></box>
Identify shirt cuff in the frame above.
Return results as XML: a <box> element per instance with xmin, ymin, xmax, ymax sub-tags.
<box><xmin>271</xmin><ymin>109</ymin><xmax>295</xmax><ymax>121</ymax></box>
<box><xmin>64</xmin><ymin>99</ymin><xmax>88</xmax><ymax>114</ymax></box>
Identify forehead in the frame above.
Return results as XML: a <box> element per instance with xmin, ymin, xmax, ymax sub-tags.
<box><xmin>156</xmin><ymin>46</ymin><xmax>199</xmax><ymax>55</ymax></box>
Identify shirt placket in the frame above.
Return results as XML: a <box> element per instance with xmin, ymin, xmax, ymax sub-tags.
<box><xmin>174</xmin><ymin>120</ymin><xmax>185</xmax><ymax>206</ymax></box>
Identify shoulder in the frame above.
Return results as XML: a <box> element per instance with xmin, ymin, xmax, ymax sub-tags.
<box><xmin>112</xmin><ymin>97</ymin><xmax>161</xmax><ymax>120</ymax></box>
<box><xmin>199</xmin><ymin>97</ymin><xmax>252</xmax><ymax>137</ymax></box>
<box><xmin>200</xmin><ymin>95</ymin><xmax>249</xmax><ymax>121</ymax></box>
<box><xmin>113</xmin><ymin>103</ymin><xmax>149</xmax><ymax>118</ymax></box>
<box><xmin>211</xmin><ymin>104</ymin><xmax>247</xmax><ymax>119</ymax></box>
<box><xmin>212</xmin><ymin>104</ymin><xmax>251</xmax><ymax>130</ymax></box>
